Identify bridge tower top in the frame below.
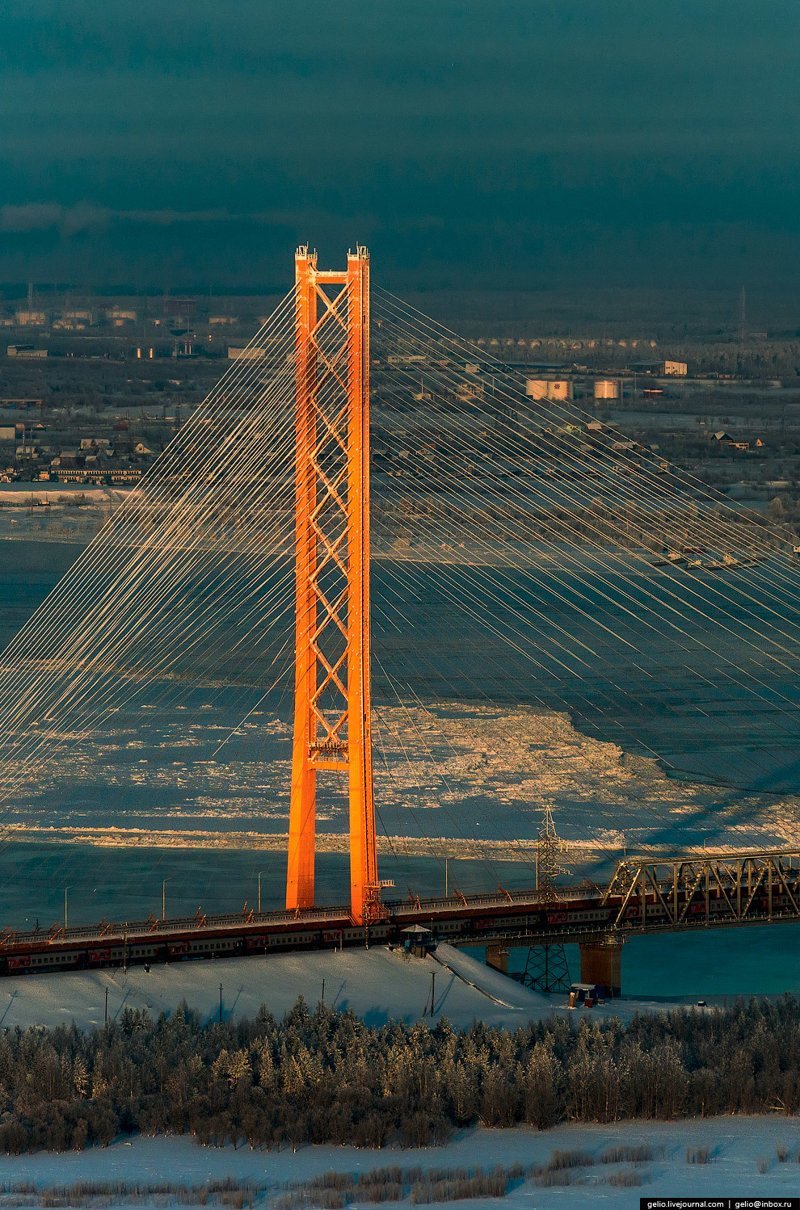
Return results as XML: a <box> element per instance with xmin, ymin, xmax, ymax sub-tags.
<box><xmin>286</xmin><ymin>245</ymin><xmax>380</xmax><ymax>925</ymax></box>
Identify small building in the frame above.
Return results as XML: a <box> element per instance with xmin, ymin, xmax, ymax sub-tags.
<box><xmin>401</xmin><ymin>924</ymin><xmax>436</xmax><ymax>958</ymax></box>
<box><xmin>568</xmin><ymin>982</ymin><xmax>606</xmax><ymax>1007</ymax></box>
<box><xmin>526</xmin><ymin>378</ymin><xmax>573</xmax><ymax>402</ymax></box>
<box><xmin>662</xmin><ymin>359</ymin><xmax>688</xmax><ymax>376</ymax></box>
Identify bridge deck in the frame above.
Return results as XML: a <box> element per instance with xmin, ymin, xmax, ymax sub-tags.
<box><xmin>0</xmin><ymin>847</ymin><xmax>798</xmax><ymax>977</ymax></box>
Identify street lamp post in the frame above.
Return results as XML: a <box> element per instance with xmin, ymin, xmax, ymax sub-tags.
<box><xmin>162</xmin><ymin>879</ymin><xmax>168</xmax><ymax>922</ymax></box>
<box><xmin>64</xmin><ymin>887</ymin><xmax>70</xmax><ymax>933</ymax></box>
<box><xmin>257</xmin><ymin>871</ymin><xmax>262</xmax><ymax>914</ymax></box>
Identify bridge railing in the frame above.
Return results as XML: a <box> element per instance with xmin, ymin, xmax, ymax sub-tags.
<box><xmin>0</xmin><ymin>904</ymin><xmax>355</xmax><ymax>951</ymax></box>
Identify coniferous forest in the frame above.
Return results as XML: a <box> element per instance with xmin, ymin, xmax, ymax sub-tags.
<box><xmin>0</xmin><ymin>996</ymin><xmax>798</xmax><ymax>1153</ymax></box>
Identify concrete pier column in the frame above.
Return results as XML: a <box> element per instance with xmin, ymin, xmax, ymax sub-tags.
<box><xmin>486</xmin><ymin>944</ymin><xmax>509</xmax><ymax>974</ymax></box>
<box><xmin>579</xmin><ymin>936</ymin><xmax>624</xmax><ymax>996</ymax></box>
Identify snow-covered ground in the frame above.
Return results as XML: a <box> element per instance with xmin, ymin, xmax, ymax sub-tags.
<box><xmin>0</xmin><ymin>945</ymin><xmax>552</xmax><ymax>1032</ymax></box>
<box><xmin>0</xmin><ymin>1117</ymin><xmax>798</xmax><ymax>1208</ymax></box>
<box><xmin>0</xmin><ymin>943</ymin><xmax>686</xmax><ymax>1034</ymax></box>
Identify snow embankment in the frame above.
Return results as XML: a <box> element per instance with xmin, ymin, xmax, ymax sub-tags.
<box><xmin>432</xmin><ymin>943</ymin><xmax>551</xmax><ymax>1011</ymax></box>
<box><xmin>0</xmin><ymin>946</ymin><xmax>560</xmax><ymax>1034</ymax></box>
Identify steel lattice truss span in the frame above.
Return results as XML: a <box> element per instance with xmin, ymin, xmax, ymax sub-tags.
<box><xmin>603</xmin><ymin>849</ymin><xmax>800</xmax><ymax>929</ymax></box>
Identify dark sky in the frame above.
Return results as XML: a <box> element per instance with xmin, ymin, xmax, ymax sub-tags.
<box><xmin>1</xmin><ymin>0</ymin><xmax>799</xmax><ymax>293</ymax></box>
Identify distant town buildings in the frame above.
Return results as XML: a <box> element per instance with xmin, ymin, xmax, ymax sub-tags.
<box><xmin>106</xmin><ymin>306</ymin><xmax>137</xmax><ymax>325</ymax></box>
<box><xmin>6</xmin><ymin>345</ymin><xmax>47</xmax><ymax>359</ymax></box>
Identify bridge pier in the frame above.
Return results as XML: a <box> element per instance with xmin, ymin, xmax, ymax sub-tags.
<box><xmin>485</xmin><ymin>944</ymin><xmax>509</xmax><ymax>975</ymax></box>
<box><xmin>579</xmin><ymin>936</ymin><xmax>623</xmax><ymax>997</ymax></box>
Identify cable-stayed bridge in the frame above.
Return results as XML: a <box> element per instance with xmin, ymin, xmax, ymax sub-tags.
<box><xmin>1</xmin><ymin>246</ymin><xmax>800</xmax><ymax>992</ymax></box>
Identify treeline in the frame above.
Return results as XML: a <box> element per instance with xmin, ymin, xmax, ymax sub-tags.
<box><xmin>0</xmin><ymin>995</ymin><xmax>800</xmax><ymax>1153</ymax></box>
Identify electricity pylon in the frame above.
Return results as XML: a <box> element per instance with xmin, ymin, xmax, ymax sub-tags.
<box><xmin>286</xmin><ymin>246</ymin><xmax>382</xmax><ymax>926</ymax></box>
<box><xmin>522</xmin><ymin>805</ymin><xmax>571</xmax><ymax>993</ymax></box>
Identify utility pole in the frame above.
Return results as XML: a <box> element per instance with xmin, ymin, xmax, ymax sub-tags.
<box><xmin>429</xmin><ymin>971</ymin><xmax>436</xmax><ymax>1016</ymax></box>
<box><xmin>257</xmin><ymin>871</ymin><xmax>262</xmax><ymax>914</ymax></box>
<box><xmin>321</xmin><ymin>978</ymin><xmax>325</xmax><ymax>1005</ymax></box>
<box><xmin>218</xmin><ymin>983</ymin><xmax>223</xmax><ymax>1024</ymax></box>
<box><xmin>161</xmin><ymin>879</ymin><xmax>168</xmax><ymax>922</ymax></box>
<box><xmin>445</xmin><ymin>856</ymin><xmax>449</xmax><ymax>897</ymax></box>
<box><xmin>64</xmin><ymin>887</ymin><xmax>69</xmax><ymax>933</ymax></box>
<box><xmin>104</xmin><ymin>986</ymin><xmax>109</xmax><ymax>1026</ymax></box>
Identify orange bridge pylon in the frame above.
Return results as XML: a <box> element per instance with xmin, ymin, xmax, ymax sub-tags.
<box><xmin>285</xmin><ymin>245</ymin><xmax>382</xmax><ymax>925</ymax></box>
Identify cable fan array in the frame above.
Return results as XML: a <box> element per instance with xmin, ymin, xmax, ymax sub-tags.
<box><xmin>367</xmin><ymin>288</ymin><xmax>800</xmax><ymax>806</ymax></box>
<box><xmin>0</xmin><ymin>283</ymin><xmax>798</xmax><ymax>920</ymax></box>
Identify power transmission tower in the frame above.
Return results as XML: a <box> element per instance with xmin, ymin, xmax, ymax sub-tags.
<box><xmin>521</xmin><ymin>805</ymin><xmax>571</xmax><ymax>993</ymax></box>
<box><xmin>286</xmin><ymin>246</ymin><xmax>383</xmax><ymax>926</ymax></box>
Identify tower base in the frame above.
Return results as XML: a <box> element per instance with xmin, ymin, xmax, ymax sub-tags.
<box><xmin>520</xmin><ymin>943</ymin><xmax>571</xmax><ymax>993</ymax></box>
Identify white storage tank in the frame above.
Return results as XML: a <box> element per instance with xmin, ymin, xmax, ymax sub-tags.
<box><xmin>594</xmin><ymin>379</ymin><xmax>620</xmax><ymax>400</ymax></box>
<box><xmin>526</xmin><ymin>378</ymin><xmax>573</xmax><ymax>402</ymax></box>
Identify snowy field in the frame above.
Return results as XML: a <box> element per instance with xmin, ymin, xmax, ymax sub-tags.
<box><xmin>0</xmin><ymin>1117</ymin><xmax>799</xmax><ymax>1207</ymax></box>
<box><xmin>0</xmin><ymin>944</ymin><xmax>674</xmax><ymax>1034</ymax></box>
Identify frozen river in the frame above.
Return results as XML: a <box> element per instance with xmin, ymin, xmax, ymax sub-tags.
<box><xmin>1</xmin><ymin>536</ymin><xmax>799</xmax><ymax>999</ymax></box>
